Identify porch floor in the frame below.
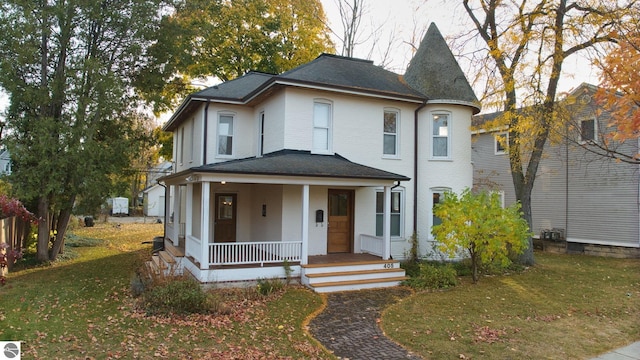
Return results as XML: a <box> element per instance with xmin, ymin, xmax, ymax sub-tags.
<box><xmin>308</xmin><ymin>253</ymin><xmax>383</xmax><ymax>265</ymax></box>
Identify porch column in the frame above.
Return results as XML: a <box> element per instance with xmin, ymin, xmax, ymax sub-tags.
<box><xmin>200</xmin><ymin>182</ymin><xmax>210</xmax><ymax>270</ymax></box>
<box><xmin>185</xmin><ymin>183</ymin><xmax>193</xmax><ymax>254</ymax></box>
<box><xmin>383</xmin><ymin>185</ymin><xmax>391</xmax><ymax>260</ymax></box>
<box><xmin>171</xmin><ymin>185</ymin><xmax>179</xmax><ymax>246</ymax></box>
<box><xmin>301</xmin><ymin>184</ymin><xmax>309</xmax><ymax>265</ymax></box>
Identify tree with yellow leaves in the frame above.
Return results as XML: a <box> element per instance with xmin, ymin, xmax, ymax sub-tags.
<box><xmin>460</xmin><ymin>0</ymin><xmax>638</xmax><ymax>264</ymax></box>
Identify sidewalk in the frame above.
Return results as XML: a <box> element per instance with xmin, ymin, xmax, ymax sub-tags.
<box><xmin>591</xmin><ymin>342</ymin><xmax>640</xmax><ymax>360</ymax></box>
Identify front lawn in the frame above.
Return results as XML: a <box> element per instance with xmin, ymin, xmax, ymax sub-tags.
<box><xmin>384</xmin><ymin>253</ymin><xmax>640</xmax><ymax>359</ymax></box>
<box><xmin>0</xmin><ymin>222</ymin><xmax>330</xmax><ymax>359</ymax></box>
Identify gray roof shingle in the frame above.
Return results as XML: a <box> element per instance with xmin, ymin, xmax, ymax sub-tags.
<box><xmin>404</xmin><ymin>23</ymin><xmax>480</xmax><ymax>112</ymax></box>
<box><xmin>190</xmin><ymin>149</ymin><xmax>410</xmax><ymax>181</ymax></box>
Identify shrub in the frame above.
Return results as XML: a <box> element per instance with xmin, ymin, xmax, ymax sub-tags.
<box><xmin>143</xmin><ymin>277</ymin><xmax>210</xmax><ymax>315</ymax></box>
<box><xmin>432</xmin><ymin>188</ymin><xmax>531</xmax><ymax>283</ymax></box>
<box><xmin>404</xmin><ymin>262</ymin><xmax>458</xmax><ymax>290</ymax></box>
<box><xmin>256</xmin><ymin>277</ymin><xmax>285</xmax><ymax>296</ymax></box>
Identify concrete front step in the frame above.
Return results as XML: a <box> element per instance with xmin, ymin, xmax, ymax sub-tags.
<box><xmin>309</xmin><ymin>276</ymin><xmax>408</xmax><ymax>293</ymax></box>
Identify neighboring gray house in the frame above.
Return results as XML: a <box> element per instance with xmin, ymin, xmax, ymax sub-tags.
<box><xmin>472</xmin><ymin>83</ymin><xmax>640</xmax><ymax>258</ymax></box>
<box><xmin>154</xmin><ymin>23</ymin><xmax>481</xmax><ymax>292</ymax></box>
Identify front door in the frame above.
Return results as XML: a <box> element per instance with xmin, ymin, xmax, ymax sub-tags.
<box><xmin>327</xmin><ymin>189</ymin><xmax>353</xmax><ymax>253</ymax></box>
<box><xmin>214</xmin><ymin>193</ymin><xmax>237</xmax><ymax>243</ymax></box>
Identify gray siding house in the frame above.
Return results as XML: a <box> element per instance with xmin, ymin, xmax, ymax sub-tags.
<box><xmin>472</xmin><ymin>84</ymin><xmax>640</xmax><ymax>258</ymax></box>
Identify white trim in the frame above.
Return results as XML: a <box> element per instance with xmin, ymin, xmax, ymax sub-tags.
<box><xmin>272</xmin><ymin>80</ymin><xmax>425</xmax><ymax>104</ymax></box>
<box><xmin>164</xmin><ymin>173</ymin><xmax>400</xmax><ymax>187</ymax></box>
<box><xmin>429</xmin><ymin>187</ymin><xmax>452</xmax><ymax>241</ymax></box>
<box><xmin>301</xmin><ymin>185</ymin><xmax>310</xmax><ymax>265</ymax></box>
<box><xmin>578</xmin><ymin>117</ymin><xmax>598</xmax><ymax>144</ymax></box>
<box><xmin>425</xmin><ymin>98</ymin><xmax>481</xmax><ymax>113</ymax></box>
<box><xmin>312</xmin><ymin>99</ymin><xmax>333</xmax><ymax>154</ymax></box>
<box><xmin>375</xmin><ymin>187</ymin><xmax>405</xmax><ymax>239</ymax></box>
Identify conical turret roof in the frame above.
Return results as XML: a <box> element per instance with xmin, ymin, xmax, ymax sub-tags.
<box><xmin>404</xmin><ymin>23</ymin><xmax>480</xmax><ymax>113</ymax></box>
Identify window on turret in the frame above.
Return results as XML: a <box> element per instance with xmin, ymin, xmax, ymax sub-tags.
<box><xmin>432</xmin><ymin>113</ymin><xmax>450</xmax><ymax>158</ymax></box>
<box><xmin>313</xmin><ymin>101</ymin><xmax>332</xmax><ymax>153</ymax></box>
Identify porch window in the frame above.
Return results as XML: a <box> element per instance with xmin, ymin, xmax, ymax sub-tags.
<box><xmin>383</xmin><ymin>109</ymin><xmax>399</xmax><ymax>157</ymax></box>
<box><xmin>217</xmin><ymin>114</ymin><xmax>234</xmax><ymax>156</ymax></box>
<box><xmin>375</xmin><ymin>189</ymin><xmax>403</xmax><ymax>237</ymax></box>
<box><xmin>432</xmin><ymin>113</ymin><xmax>450</xmax><ymax>158</ymax></box>
<box><xmin>313</xmin><ymin>101</ymin><xmax>332</xmax><ymax>153</ymax></box>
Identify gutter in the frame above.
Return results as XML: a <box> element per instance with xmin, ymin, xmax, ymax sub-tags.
<box><xmin>413</xmin><ymin>101</ymin><xmax>428</xmax><ymax>235</ymax></box>
<box><xmin>203</xmin><ymin>100</ymin><xmax>210</xmax><ymax>165</ymax></box>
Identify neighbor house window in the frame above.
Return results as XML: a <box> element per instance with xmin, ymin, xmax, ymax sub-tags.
<box><xmin>495</xmin><ymin>132</ymin><xmax>508</xmax><ymax>155</ymax></box>
<box><xmin>375</xmin><ymin>189</ymin><xmax>403</xmax><ymax>237</ymax></box>
<box><xmin>217</xmin><ymin>114</ymin><xmax>234</xmax><ymax>156</ymax></box>
<box><xmin>383</xmin><ymin>109</ymin><xmax>399</xmax><ymax>156</ymax></box>
<box><xmin>432</xmin><ymin>113</ymin><xmax>450</xmax><ymax>158</ymax></box>
<box><xmin>313</xmin><ymin>101</ymin><xmax>332</xmax><ymax>153</ymax></box>
<box><xmin>580</xmin><ymin>118</ymin><xmax>596</xmax><ymax>142</ymax></box>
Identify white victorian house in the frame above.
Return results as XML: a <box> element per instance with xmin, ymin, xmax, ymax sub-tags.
<box><xmin>155</xmin><ymin>23</ymin><xmax>480</xmax><ymax>292</ymax></box>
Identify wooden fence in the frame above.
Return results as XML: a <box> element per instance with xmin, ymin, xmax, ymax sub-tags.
<box><xmin>0</xmin><ymin>216</ymin><xmax>32</xmax><ymax>274</ymax></box>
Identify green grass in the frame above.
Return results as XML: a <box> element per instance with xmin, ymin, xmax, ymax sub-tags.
<box><xmin>0</xmin><ymin>222</ymin><xmax>331</xmax><ymax>359</ymax></box>
<box><xmin>384</xmin><ymin>253</ymin><xmax>640</xmax><ymax>359</ymax></box>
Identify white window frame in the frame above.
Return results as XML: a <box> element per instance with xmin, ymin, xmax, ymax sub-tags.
<box><xmin>312</xmin><ymin>100</ymin><xmax>333</xmax><ymax>154</ymax></box>
<box><xmin>258</xmin><ymin>111</ymin><xmax>265</xmax><ymax>157</ymax></box>
<box><xmin>375</xmin><ymin>187</ymin><xmax>404</xmax><ymax>239</ymax></box>
<box><xmin>430</xmin><ymin>187</ymin><xmax>451</xmax><ymax>238</ymax></box>
<box><xmin>431</xmin><ymin>112</ymin><xmax>451</xmax><ymax>159</ymax></box>
<box><xmin>217</xmin><ymin>112</ymin><xmax>235</xmax><ymax>158</ymax></box>
<box><xmin>383</xmin><ymin>108</ymin><xmax>400</xmax><ymax>158</ymax></box>
<box><xmin>495</xmin><ymin>132</ymin><xmax>508</xmax><ymax>155</ymax></box>
<box><xmin>579</xmin><ymin>118</ymin><xmax>597</xmax><ymax>143</ymax></box>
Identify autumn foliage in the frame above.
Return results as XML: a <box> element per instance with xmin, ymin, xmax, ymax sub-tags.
<box><xmin>596</xmin><ymin>33</ymin><xmax>640</xmax><ymax>144</ymax></box>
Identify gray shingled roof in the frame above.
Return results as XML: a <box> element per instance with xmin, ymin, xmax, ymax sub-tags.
<box><xmin>192</xmin><ymin>71</ymin><xmax>274</xmax><ymax>101</ymax></box>
<box><xmin>190</xmin><ymin>150</ymin><xmax>410</xmax><ymax>181</ymax></box>
<box><xmin>278</xmin><ymin>54</ymin><xmax>425</xmax><ymax>100</ymax></box>
<box><xmin>404</xmin><ymin>23</ymin><xmax>480</xmax><ymax>113</ymax></box>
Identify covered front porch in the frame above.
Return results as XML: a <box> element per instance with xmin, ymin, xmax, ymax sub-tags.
<box><xmin>158</xmin><ymin>151</ymin><xmax>409</xmax><ymax>291</ymax></box>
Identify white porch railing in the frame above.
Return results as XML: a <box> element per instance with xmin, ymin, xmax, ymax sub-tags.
<box><xmin>209</xmin><ymin>241</ymin><xmax>302</xmax><ymax>267</ymax></box>
<box><xmin>360</xmin><ymin>234</ymin><xmax>383</xmax><ymax>257</ymax></box>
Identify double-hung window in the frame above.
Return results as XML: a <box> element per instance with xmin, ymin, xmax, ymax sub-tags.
<box><xmin>431</xmin><ymin>187</ymin><xmax>451</xmax><ymax>231</ymax></box>
<box><xmin>217</xmin><ymin>114</ymin><xmax>234</xmax><ymax>156</ymax></box>
<box><xmin>375</xmin><ymin>189</ymin><xmax>403</xmax><ymax>238</ymax></box>
<box><xmin>432</xmin><ymin>113</ymin><xmax>450</xmax><ymax>158</ymax></box>
<box><xmin>313</xmin><ymin>101</ymin><xmax>332</xmax><ymax>153</ymax></box>
<box><xmin>258</xmin><ymin>112</ymin><xmax>265</xmax><ymax>157</ymax></box>
<box><xmin>383</xmin><ymin>109</ymin><xmax>399</xmax><ymax>156</ymax></box>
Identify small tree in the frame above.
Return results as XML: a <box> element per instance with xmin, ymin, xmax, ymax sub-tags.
<box><xmin>432</xmin><ymin>188</ymin><xmax>531</xmax><ymax>283</ymax></box>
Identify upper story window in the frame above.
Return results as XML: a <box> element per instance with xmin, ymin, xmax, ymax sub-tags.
<box><xmin>217</xmin><ymin>113</ymin><xmax>234</xmax><ymax>156</ymax></box>
<box><xmin>495</xmin><ymin>132</ymin><xmax>508</xmax><ymax>155</ymax></box>
<box><xmin>580</xmin><ymin>118</ymin><xmax>596</xmax><ymax>142</ymax></box>
<box><xmin>383</xmin><ymin>109</ymin><xmax>399</xmax><ymax>157</ymax></box>
<box><xmin>258</xmin><ymin>111</ymin><xmax>265</xmax><ymax>157</ymax></box>
<box><xmin>313</xmin><ymin>100</ymin><xmax>332</xmax><ymax>153</ymax></box>
<box><xmin>432</xmin><ymin>113</ymin><xmax>450</xmax><ymax>159</ymax></box>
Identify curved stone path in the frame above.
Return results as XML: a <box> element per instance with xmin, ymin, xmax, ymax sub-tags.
<box><xmin>308</xmin><ymin>287</ymin><xmax>421</xmax><ymax>360</ymax></box>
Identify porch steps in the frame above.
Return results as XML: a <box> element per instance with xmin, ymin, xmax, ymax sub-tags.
<box><xmin>302</xmin><ymin>260</ymin><xmax>407</xmax><ymax>293</ymax></box>
<box><xmin>148</xmin><ymin>241</ymin><xmax>186</xmax><ymax>276</ymax></box>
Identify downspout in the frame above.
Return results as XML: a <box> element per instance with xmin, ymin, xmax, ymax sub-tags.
<box><xmin>203</xmin><ymin>100</ymin><xmax>210</xmax><ymax>165</ymax></box>
<box><xmin>413</xmin><ymin>101</ymin><xmax>428</xmax><ymax>235</ymax></box>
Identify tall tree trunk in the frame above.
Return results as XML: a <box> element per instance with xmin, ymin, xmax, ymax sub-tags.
<box><xmin>49</xmin><ymin>194</ymin><xmax>76</xmax><ymax>261</ymax></box>
<box><xmin>36</xmin><ymin>196</ymin><xmax>50</xmax><ymax>262</ymax></box>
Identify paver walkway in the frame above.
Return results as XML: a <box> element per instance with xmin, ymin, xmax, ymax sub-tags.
<box><xmin>308</xmin><ymin>287</ymin><xmax>420</xmax><ymax>360</ymax></box>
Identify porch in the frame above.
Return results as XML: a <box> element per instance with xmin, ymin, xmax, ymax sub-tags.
<box><xmin>152</xmin><ymin>235</ymin><xmax>406</xmax><ymax>292</ymax></box>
